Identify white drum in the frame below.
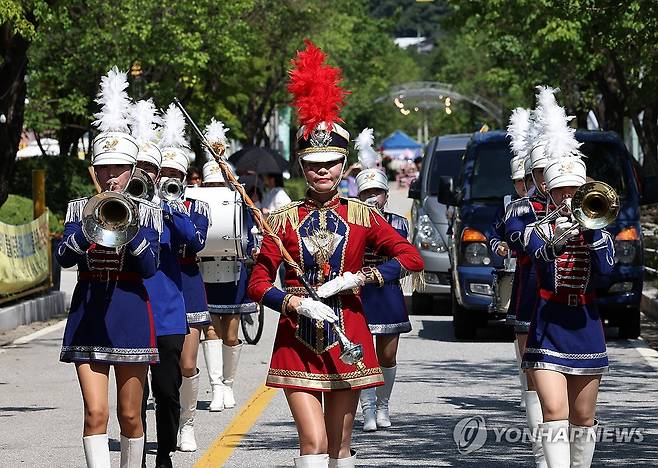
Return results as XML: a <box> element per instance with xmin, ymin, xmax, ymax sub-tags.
<box><xmin>185</xmin><ymin>186</ymin><xmax>248</xmax><ymax>258</ymax></box>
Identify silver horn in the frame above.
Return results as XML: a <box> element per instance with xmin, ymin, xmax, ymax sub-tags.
<box><xmin>125</xmin><ymin>168</ymin><xmax>155</xmax><ymax>201</ymax></box>
<box><xmin>81</xmin><ymin>191</ymin><xmax>140</xmax><ymax>248</ymax></box>
<box><xmin>158</xmin><ymin>177</ymin><xmax>185</xmax><ymax>202</ymax></box>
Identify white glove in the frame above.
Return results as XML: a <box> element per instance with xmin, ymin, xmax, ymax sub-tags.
<box><xmin>296</xmin><ymin>298</ymin><xmax>338</xmax><ymax>323</ymax></box>
<box><xmin>553</xmin><ymin>216</ymin><xmax>579</xmax><ymax>247</ymax></box>
<box><xmin>316</xmin><ymin>272</ymin><xmax>365</xmax><ymax>298</ymax></box>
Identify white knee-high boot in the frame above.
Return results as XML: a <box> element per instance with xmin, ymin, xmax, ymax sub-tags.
<box><xmin>570</xmin><ymin>420</ymin><xmax>598</xmax><ymax>468</ymax></box>
<box><xmin>119</xmin><ymin>434</ymin><xmax>144</xmax><ymax>468</ymax></box>
<box><xmin>201</xmin><ymin>339</ymin><xmax>224</xmax><ymax>412</ymax></box>
<box><xmin>524</xmin><ymin>391</ymin><xmax>547</xmax><ymax>468</ymax></box>
<box><xmin>178</xmin><ymin>372</ymin><xmax>200</xmax><ymax>452</ymax></box>
<box><xmin>376</xmin><ymin>365</ymin><xmax>397</xmax><ymax>428</ymax></box>
<box><xmin>359</xmin><ymin>388</ymin><xmax>377</xmax><ymax>432</ymax></box>
<box><xmin>222</xmin><ymin>341</ymin><xmax>244</xmax><ymax>409</ymax></box>
<box><xmin>515</xmin><ymin>340</ymin><xmax>527</xmax><ymax>408</ymax></box>
<box><xmin>294</xmin><ymin>454</ymin><xmax>329</xmax><ymax>467</ymax></box>
<box><xmin>83</xmin><ymin>434</ymin><xmax>111</xmax><ymax>468</ymax></box>
<box><xmin>329</xmin><ymin>450</ymin><xmax>357</xmax><ymax>468</ymax></box>
<box><xmin>539</xmin><ymin>420</ymin><xmax>570</xmax><ymax>468</ymax></box>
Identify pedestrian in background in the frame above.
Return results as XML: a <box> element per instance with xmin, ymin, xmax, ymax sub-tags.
<box><xmin>261</xmin><ymin>172</ymin><xmax>291</xmax><ymax>215</ymax></box>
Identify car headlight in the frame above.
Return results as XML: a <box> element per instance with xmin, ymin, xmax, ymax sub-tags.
<box><xmin>463</xmin><ymin>242</ymin><xmax>491</xmax><ymax>266</ymax></box>
<box><xmin>415</xmin><ymin>215</ymin><xmax>447</xmax><ymax>253</ymax></box>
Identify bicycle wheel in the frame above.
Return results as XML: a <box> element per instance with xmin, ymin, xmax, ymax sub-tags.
<box><xmin>241</xmin><ymin>304</ymin><xmax>265</xmax><ymax>345</ymax></box>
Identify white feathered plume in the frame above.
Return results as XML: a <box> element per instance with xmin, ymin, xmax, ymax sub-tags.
<box><xmin>534</xmin><ymin>85</ymin><xmax>581</xmax><ymax>160</ymax></box>
<box><xmin>204</xmin><ymin>118</ymin><xmax>229</xmax><ymax>145</ymax></box>
<box><xmin>129</xmin><ymin>99</ymin><xmax>162</xmax><ymax>144</ymax></box>
<box><xmin>507</xmin><ymin>107</ymin><xmax>531</xmax><ymax>158</ymax></box>
<box><xmin>355</xmin><ymin>128</ymin><xmax>380</xmax><ymax>169</ymax></box>
<box><xmin>160</xmin><ymin>103</ymin><xmax>188</xmax><ymax>148</ymax></box>
<box><xmin>93</xmin><ymin>67</ymin><xmax>132</xmax><ymax>132</ymax></box>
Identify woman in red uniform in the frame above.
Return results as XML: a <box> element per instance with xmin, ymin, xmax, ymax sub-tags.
<box><xmin>247</xmin><ymin>40</ymin><xmax>423</xmax><ymax>468</ymax></box>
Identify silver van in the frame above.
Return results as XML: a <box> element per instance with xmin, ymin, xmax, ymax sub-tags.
<box><xmin>408</xmin><ymin>134</ymin><xmax>471</xmax><ymax>314</ymax></box>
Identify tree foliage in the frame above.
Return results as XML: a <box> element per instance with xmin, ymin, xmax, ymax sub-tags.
<box><xmin>440</xmin><ymin>0</ymin><xmax>658</xmax><ymax>172</ymax></box>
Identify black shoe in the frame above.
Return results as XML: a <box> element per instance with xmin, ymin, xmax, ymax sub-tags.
<box><xmin>155</xmin><ymin>454</ymin><xmax>173</xmax><ymax>468</ymax></box>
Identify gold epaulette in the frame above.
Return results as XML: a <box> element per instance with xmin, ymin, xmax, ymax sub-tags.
<box><xmin>345</xmin><ymin>198</ymin><xmax>380</xmax><ymax>228</ymax></box>
<box><xmin>267</xmin><ymin>201</ymin><xmax>303</xmax><ymax>233</ymax></box>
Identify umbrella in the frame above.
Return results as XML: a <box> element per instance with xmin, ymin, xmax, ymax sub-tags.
<box><xmin>228</xmin><ymin>146</ymin><xmax>288</xmax><ymax>175</ymax></box>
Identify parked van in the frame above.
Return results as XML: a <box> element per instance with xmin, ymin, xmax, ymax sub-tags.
<box><xmin>437</xmin><ymin>130</ymin><xmax>655</xmax><ymax>339</ymax></box>
<box><xmin>408</xmin><ymin>134</ymin><xmax>471</xmax><ymax>314</ymax></box>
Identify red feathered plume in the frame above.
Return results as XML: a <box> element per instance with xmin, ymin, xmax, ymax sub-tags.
<box><xmin>288</xmin><ymin>39</ymin><xmax>348</xmax><ymax>139</ymax></box>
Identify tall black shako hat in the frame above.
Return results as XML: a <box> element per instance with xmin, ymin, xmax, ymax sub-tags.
<box><xmin>288</xmin><ymin>39</ymin><xmax>350</xmax><ymax>163</ymax></box>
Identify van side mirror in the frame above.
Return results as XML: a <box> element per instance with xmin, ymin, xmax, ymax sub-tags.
<box><xmin>437</xmin><ymin>176</ymin><xmax>457</xmax><ymax>206</ymax></box>
<box><xmin>408</xmin><ymin>177</ymin><xmax>421</xmax><ymax>200</ymax></box>
<box><xmin>641</xmin><ymin>175</ymin><xmax>658</xmax><ymax>205</ymax></box>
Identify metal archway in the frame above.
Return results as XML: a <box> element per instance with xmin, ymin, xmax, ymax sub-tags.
<box><xmin>374</xmin><ymin>82</ymin><xmax>503</xmax><ymax>142</ymax></box>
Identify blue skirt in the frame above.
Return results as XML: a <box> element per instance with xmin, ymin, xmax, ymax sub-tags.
<box><xmin>180</xmin><ymin>263</ymin><xmax>211</xmax><ymax>326</ymax></box>
<box><xmin>521</xmin><ymin>298</ymin><xmax>608</xmax><ymax>375</ymax></box>
<box><xmin>513</xmin><ymin>261</ymin><xmax>538</xmax><ymax>334</ymax></box>
<box><xmin>205</xmin><ymin>281</ymin><xmax>258</xmax><ymax>315</ymax></box>
<box><xmin>61</xmin><ymin>280</ymin><xmax>159</xmax><ymax>364</ymax></box>
<box><xmin>361</xmin><ymin>281</ymin><xmax>411</xmax><ymax>335</ymax></box>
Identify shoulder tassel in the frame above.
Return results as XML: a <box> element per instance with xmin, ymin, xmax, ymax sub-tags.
<box><xmin>347</xmin><ymin>199</ymin><xmax>380</xmax><ymax>228</ymax></box>
<box><xmin>139</xmin><ymin>201</ymin><xmax>163</xmax><ymax>234</ymax></box>
<box><xmin>65</xmin><ymin>198</ymin><xmax>88</xmax><ymax>224</ymax></box>
<box><xmin>268</xmin><ymin>202</ymin><xmax>302</xmax><ymax>234</ymax></box>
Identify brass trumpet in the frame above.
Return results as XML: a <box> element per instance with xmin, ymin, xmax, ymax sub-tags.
<box><xmin>125</xmin><ymin>168</ymin><xmax>155</xmax><ymax>201</ymax></box>
<box><xmin>81</xmin><ymin>191</ymin><xmax>140</xmax><ymax>248</ymax></box>
<box><xmin>538</xmin><ymin>181</ymin><xmax>619</xmax><ymax>246</ymax></box>
<box><xmin>158</xmin><ymin>177</ymin><xmax>185</xmax><ymax>202</ymax></box>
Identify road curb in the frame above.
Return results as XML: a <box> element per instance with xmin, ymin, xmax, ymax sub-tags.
<box><xmin>0</xmin><ymin>291</ymin><xmax>66</xmax><ymax>333</ymax></box>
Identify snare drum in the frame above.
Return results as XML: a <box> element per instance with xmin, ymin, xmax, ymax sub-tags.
<box><xmin>185</xmin><ymin>186</ymin><xmax>247</xmax><ymax>258</ymax></box>
<box><xmin>492</xmin><ymin>268</ymin><xmax>515</xmax><ymax>314</ymax></box>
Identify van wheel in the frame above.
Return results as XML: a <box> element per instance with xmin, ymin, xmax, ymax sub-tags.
<box><xmin>452</xmin><ymin>293</ymin><xmax>478</xmax><ymax>340</ymax></box>
<box><xmin>618</xmin><ymin>308</ymin><xmax>641</xmax><ymax>339</ymax></box>
<box><xmin>412</xmin><ymin>292</ymin><xmax>434</xmax><ymax>315</ymax></box>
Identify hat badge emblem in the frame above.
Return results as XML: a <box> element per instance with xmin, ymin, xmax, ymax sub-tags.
<box><xmin>559</xmin><ymin>159</ymin><xmax>575</xmax><ymax>174</ymax></box>
<box><xmin>164</xmin><ymin>152</ymin><xmax>176</xmax><ymax>160</ymax></box>
<box><xmin>103</xmin><ymin>138</ymin><xmax>119</xmax><ymax>150</ymax></box>
<box><xmin>365</xmin><ymin>173</ymin><xmax>376</xmax><ymax>181</ymax></box>
<box><xmin>310</xmin><ymin>128</ymin><xmax>331</xmax><ymax>148</ymax></box>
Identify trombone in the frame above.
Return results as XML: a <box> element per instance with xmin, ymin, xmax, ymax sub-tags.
<box><xmin>537</xmin><ymin>181</ymin><xmax>620</xmax><ymax>246</ymax></box>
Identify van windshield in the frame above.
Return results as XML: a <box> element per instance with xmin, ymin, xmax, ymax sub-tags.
<box><xmin>467</xmin><ymin>139</ymin><xmax>629</xmax><ymax>201</ymax></box>
<box><xmin>468</xmin><ymin>141</ymin><xmax>515</xmax><ymax>200</ymax></box>
<box><xmin>578</xmin><ymin>141</ymin><xmax>627</xmax><ymax>197</ymax></box>
<box><xmin>427</xmin><ymin>149</ymin><xmax>464</xmax><ymax>195</ymax></box>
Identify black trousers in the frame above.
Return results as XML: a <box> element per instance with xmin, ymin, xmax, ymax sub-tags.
<box><xmin>142</xmin><ymin>334</ymin><xmax>185</xmax><ymax>459</ymax></box>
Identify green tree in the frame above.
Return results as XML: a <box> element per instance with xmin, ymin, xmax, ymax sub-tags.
<box><xmin>442</xmin><ymin>0</ymin><xmax>658</xmax><ymax>172</ymax></box>
<box><xmin>0</xmin><ymin>0</ymin><xmax>50</xmax><ymax>206</ymax></box>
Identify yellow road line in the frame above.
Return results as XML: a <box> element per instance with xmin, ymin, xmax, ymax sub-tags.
<box><xmin>195</xmin><ymin>384</ymin><xmax>278</xmax><ymax>468</ymax></box>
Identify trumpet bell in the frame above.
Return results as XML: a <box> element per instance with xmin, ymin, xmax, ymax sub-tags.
<box><xmin>159</xmin><ymin>177</ymin><xmax>185</xmax><ymax>202</ymax></box>
<box><xmin>571</xmin><ymin>181</ymin><xmax>620</xmax><ymax>230</ymax></box>
<box><xmin>125</xmin><ymin>168</ymin><xmax>155</xmax><ymax>201</ymax></box>
<box><xmin>82</xmin><ymin>191</ymin><xmax>139</xmax><ymax>248</ymax></box>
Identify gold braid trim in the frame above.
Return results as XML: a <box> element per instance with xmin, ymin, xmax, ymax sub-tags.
<box><xmin>346</xmin><ymin>198</ymin><xmax>380</xmax><ymax>228</ymax></box>
<box><xmin>267</xmin><ymin>201</ymin><xmax>303</xmax><ymax>234</ymax></box>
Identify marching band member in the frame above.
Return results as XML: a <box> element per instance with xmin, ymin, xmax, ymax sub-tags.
<box><xmin>523</xmin><ymin>93</ymin><xmax>614</xmax><ymax>468</ymax></box>
<box><xmin>504</xmin><ymin>106</ymin><xmax>547</xmax><ymax>467</ymax></box>
<box><xmin>175</xmin><ymin>149</ymin><xmax>212</xmax><ymax>451</ymax></box>
<box><xmin>353</xmin><ymin>128</ymin><xmax>412</xmax><ymax>432</ymax></box>
<box><xmin>247</xmin><ymin>40</ymin><xmax>423</xmax><ymax>468</ymax></box>
<box><xmin>140</xmin><ymin>104</ymin><xmax>196</xmax><ymax>468</ymax></box>
<box><xmin>199</xmin><ymin>154</ymin><xmax>257</xmax><ymax>413</ymax></box>
<box><xmin>57</xmin><ymin>68</ymin><xmax>160</xmax><ymax>468</ymax></box>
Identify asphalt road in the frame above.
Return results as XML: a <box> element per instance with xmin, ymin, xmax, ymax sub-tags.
<box><xmin>2</xmin><ymin>186</ymin><xmax>658</xmax><ymax>467</ymax></box>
